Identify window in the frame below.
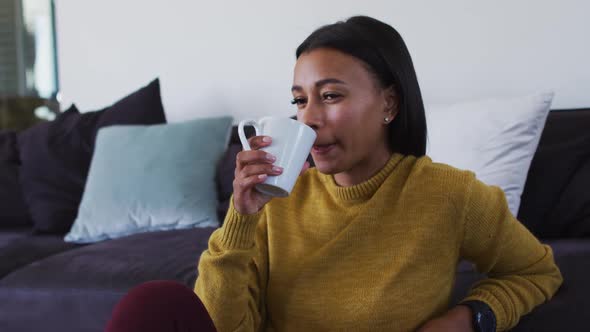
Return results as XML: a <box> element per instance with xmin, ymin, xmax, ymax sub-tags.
<box><xmin>0</xmin><ymin>0</ymin><xmax>58</xmax><ymax>130</ymax></box>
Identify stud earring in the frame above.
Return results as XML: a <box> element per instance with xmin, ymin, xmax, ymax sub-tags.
<box><xmin>384</xmin><ymin>117</ymin><xmax>390</xmax><ymax>124</ymax></box>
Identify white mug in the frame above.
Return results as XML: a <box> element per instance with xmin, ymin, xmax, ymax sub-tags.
<box><xmin>238</xmin><ymin>117</ymin><xmax>316</xmax><ymax>197</ymax></box>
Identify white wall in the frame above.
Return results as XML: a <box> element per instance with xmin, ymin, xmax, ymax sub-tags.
<box><xmin>55</xmin><ymin>0</ymin><xmax>590</xmax><ymax>123</ymax></box>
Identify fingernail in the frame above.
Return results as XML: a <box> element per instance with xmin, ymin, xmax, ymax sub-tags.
<box><xmin>266</xmin><ymin>154</ymin><xmax>276</xmax><ymax>161</ymax></box>
<box><xmin>258</xmin><ymin>174</ymin><xmax>267</xmax><ymax>179</ymax></box>
<box><xmin>262</xmin><ymin>136</ymin><xmax>272</xmax><ymax>143</ymax></box>
<box><xmin>272</xmin><ymin>166</ymin><xmax>283</xmax><ymax>172</ymax></box>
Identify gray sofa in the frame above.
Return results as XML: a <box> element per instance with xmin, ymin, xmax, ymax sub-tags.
<box><xmin>0</xmin><ymin>108</ymin><xmax>588</xmax><ymax>331</ymax></box>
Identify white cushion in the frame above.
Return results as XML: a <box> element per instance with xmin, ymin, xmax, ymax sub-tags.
<box><xmin>425</xmin><ymin>91</ymin><xmax>554</xmax><ymax>216</ymax></box>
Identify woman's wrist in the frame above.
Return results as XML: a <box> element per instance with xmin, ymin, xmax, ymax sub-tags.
<box><xmin>416</xmin><ymin>305</ymin><xmax>474</xmax><ymax>332</ymax></box>
<box><xmin>448</xmin><ymin>305</ymin><xmax>475</xmax><ymax>332</ymax></box>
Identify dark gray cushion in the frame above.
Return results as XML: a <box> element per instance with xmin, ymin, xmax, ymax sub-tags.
<box><xmin>0</xmin><ymin>228</ymin><xmax>78</xmax><ymax>279</ymax></box>
<box><xmin>0</xmin><ymin>227</ymin><xmax>215</xmax><ymax>332</ymax></box>
<box><xmin>512</xmin><ymin>239</ymin><xmax>590</xmax><ymax>331</ymax></box>
<box><xmin>18</xmin><ymin>79</ymin><xmax>167</xmax><ymax>234</ymax></box>
<box><xmin>0</xmin><ymin>164</ymin><xmax>31</xmax><ymax>227</ymax></box>
<box><xmin>0</xmin><ymin>227</ymin><xmax>32</xmax><ymax>247</ymax></box>
<box><xmin>0</xmin><ymin>130</ymin><xmax>19</xmax><ymax>163</ymax></box>
<box><xmin>0</xmin><ymin>131</ymin><xmax>31</xmax><ymax>227</ymax></box>
<box><xmin>518</xmin><ymin>109</ymin><xmax>590</xmax><ymax>238</ymax></box>
<box><xmin>452</xmin><ymin>239</ymin><xmax>590</xmax><ymax>331</ymax></box>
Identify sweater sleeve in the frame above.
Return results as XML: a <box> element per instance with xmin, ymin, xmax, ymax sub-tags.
<box><xmin>459</xmin><ymin>175</ymin><xmax>563</xmax><ymax>331</ymax></box>
<box><xmin>194</xmin><ymin>195</ymin><xmax>269</xmax><ymax>332</ymax></box>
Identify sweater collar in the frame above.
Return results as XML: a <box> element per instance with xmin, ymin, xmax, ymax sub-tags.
<box><xmin>319</xmin><ymin>153</ymin><xmax>404</xmax><ymax>202</ymax></box>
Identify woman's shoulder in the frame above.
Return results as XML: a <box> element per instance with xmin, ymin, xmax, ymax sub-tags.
<box><xmin>402</xmin><ymin>154</ymin><xmax>477</xmax><ymax>192</ymax></box>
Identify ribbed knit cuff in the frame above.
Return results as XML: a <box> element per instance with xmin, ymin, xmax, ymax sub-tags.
<box><xmin>220</xmin><ymin>196</ymin><xmax>264</xmax><ymax>249</ymax></box>
<box><xmin>461</xmin><ymin>290</ymin><xmax>505</xmax><ymax>332</ymax></box>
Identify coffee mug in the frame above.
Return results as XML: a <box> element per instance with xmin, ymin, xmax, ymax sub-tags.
<box><xmin>238</xmin><ymin>117</ymin><xmax>316</xmax><ymax>197</ymax></box>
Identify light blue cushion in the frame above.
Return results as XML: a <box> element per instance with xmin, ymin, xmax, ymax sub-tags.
<box><xmin>64</xmin><ymin>116</ymin><xmax>233</xmax><ymax>243</ymax></box>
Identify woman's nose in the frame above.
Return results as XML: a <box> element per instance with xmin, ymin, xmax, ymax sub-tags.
<box><xmin>300</xmin><ymin>103</ymin><xmax>324</xmax><ymax>131</ymax></box>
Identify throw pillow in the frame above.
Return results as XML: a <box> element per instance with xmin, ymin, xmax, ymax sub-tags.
<box><xmin>215</xmin><ymin>143</ymin><xmax>242</xmax><ymax>222</ymax></box>
<box><xmin>64</xmin><ymin>116</ymin><xmax>233</xmax><ymax>243</ymax></box>
<box><xmin>0</xmin><ymin>164</ymin><xmax>30</xmax><ymax>227</ymax></box>
<box><xmin>18</xmin><ymin>79</ymin><xmax>167</xmax><ymax>234</ymax></box>
<box><xmin>0</xmin><ymin>131</ymin><xmax>31</xmax><ymax>226</ymax></box>
<box><xmin>518</xmin><ymin>109</ymin><xmax>590</xmax><ymax>238</ymax></box>
<box><xmin>0</xmin><ymin>130</ymin><xmax>19</xmax><ymax>163</ymax></box>
<box><xmin>555</xmin><ymin>153</ymin><xmax>590</xmax><ymax>237</ymax></box>
<box><xmin>425</xmin><ymin>91</ymin><xmax>554</xmax><ymax>216</ymax></box>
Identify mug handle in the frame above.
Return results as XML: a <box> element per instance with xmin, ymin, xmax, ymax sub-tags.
<box><xmin>238</xmin><ymin>120</ymin><xmax>262</xmax><ymax>151</ymax></box>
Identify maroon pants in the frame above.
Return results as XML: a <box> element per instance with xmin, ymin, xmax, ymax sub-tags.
<box><xmin>105</xmin><ymin>280</ymin><xmax>217</xmax><ymax>332</ymax></box>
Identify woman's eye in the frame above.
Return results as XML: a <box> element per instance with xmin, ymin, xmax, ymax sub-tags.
<box><xmin>291</xmin><ymin>97</ymin><xmax>307</xmax><ymax>106</ymax></box>
<box><xmin>323</xmin><ymin>93</ymin><xmax>341</xmax><ymax>101</ymax></box>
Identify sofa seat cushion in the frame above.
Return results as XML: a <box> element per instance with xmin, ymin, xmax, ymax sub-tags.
<box><xmin>0</xmin><ymin>228</ymin><xmax>79</xmax><ymax>279</ymax></box>
<box><xmin>452</xmin><ymin>239</ymin><xmax>590</xmax><ymax>331</ymax></box>
<box><xmin>0</xmin><ymin>227</ymin><xmax>32</xmax><ymax>247</ymax></box>
<box><xmin>0</xmin><ymin>227</ymin><xmax>215</xmax><ymax>332</ymax></box>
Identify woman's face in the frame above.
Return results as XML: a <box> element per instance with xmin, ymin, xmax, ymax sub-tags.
<box><xmin>292</xmin><ymin>48</ymin><xmax>397</xmax><ymax>184</ymax></box>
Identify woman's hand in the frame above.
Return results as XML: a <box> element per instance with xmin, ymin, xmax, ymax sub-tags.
<box><xmin>416</xmin><ymin>305</ymin><xmax>474</xmax><ymax>332</ymax></box>
<box><xmin>233</xmin><ymin>135</ymin><xmax>310</xmax><ymax>215</ymax></box>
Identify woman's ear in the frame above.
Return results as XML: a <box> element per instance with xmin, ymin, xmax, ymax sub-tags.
<box><xmin>383</xmin><ymin>86</ymin><xmax>399</xmax><ymax>120</ymax></box>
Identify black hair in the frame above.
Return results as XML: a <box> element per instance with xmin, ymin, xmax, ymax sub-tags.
<box><xmin>296</xmin><ymin>16</ymin><xmax>427</xmax><ymax>157</ymax></box>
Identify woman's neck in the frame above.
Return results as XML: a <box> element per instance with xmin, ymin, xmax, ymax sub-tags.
<box><xmin>333</xmin><ymin>150</ymin><xmax>393</xmax><ymax>187</ymax></box>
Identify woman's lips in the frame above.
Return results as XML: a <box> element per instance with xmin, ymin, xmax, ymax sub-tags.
<box><xmin>312</xmin><ymin>144</ymin><xmax>335</xmax><ymax>155</ymax></box>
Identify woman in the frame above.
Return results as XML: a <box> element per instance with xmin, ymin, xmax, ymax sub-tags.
<box><xmin>107</xmin><ymin>16</ymin><xmax>562</xmax><ymax>332</ymax></box>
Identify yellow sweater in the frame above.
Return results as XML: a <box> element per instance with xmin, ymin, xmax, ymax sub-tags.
<box><xmin>195</xmin><ymin>153</ymin><xmax>563</xmax><ymax>332</ymax></box>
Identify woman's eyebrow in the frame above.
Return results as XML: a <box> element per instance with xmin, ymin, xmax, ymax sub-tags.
<box><xmin>291</xmin><ymin>78</ymin><xmax>347</xmax><ymax>92</ymax></box>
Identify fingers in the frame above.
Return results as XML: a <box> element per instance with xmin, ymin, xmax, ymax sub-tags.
<box><xmin>248</xmin><ymin>135</ymin><xmax>272</xmax><ymax>151</ymax></box>
<box><xmin>236</xmin><ymin>149</ymin><xmax>275</xmax><ymax>168</ymax></box>
<box><xmin>232</xmin><ymin>135</ymin><xmax>275</xmax><ymax>214</ymax></box>
<box><xmin>235</xmin><ymin>173</ymin><xmax>268</xmax><ymax>192</ymax></box>
<box><xmin>237</xmin><ymin>136</ymin><xmax>275</xmax><ymax>168</ymax></box>
<box><xmin>241</xmin><ymin>163</ymin><xmax>283</xmax><ymax>178</ymax></box>
<box><xmin>234</xmin><ymin>154</ymin><xmax>282</xmax><ymax>193</ymax></box>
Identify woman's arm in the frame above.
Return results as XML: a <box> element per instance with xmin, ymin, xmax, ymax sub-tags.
<box><xmin>459</xmin><ymin>175</ymin><xmax>563</xmax><ymax>331</ymax></box>
<box><xmin>195</xmin><ymin>196</ymin><xmax>269</xmax><ymax>332</ymax></box>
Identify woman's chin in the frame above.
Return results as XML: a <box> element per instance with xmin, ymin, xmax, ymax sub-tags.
<box><xmin>312</xmin><ymin>157</ymin><xmax>341</xmax><ymax>175</ymax></box>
